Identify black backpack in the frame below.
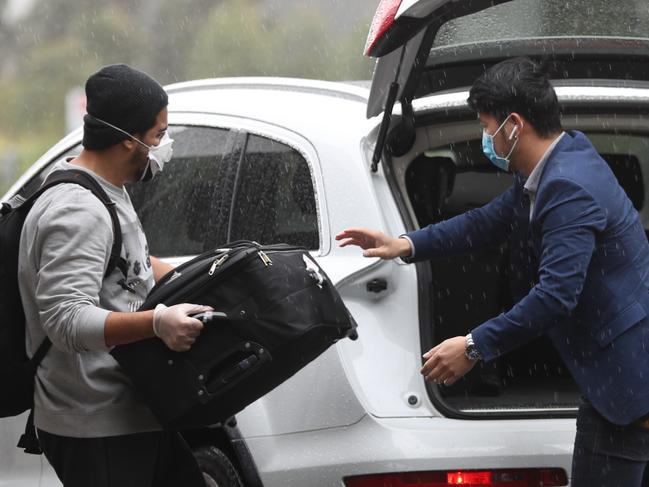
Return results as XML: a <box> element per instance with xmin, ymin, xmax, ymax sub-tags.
<box><xmin>0</xmin><ymin>169</ymin><xmax>126</xmax><ymax>453</ymax></box>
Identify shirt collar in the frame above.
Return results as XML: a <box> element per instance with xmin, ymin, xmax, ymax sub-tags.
<box><xmin>523</xmin><ymin>132</ymin><xmax>565</xmax><ymax>195</ymax></box>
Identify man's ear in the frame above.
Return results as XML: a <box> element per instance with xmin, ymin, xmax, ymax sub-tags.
<box><xmin>508</xmin><ymin>113</ymin><xmax>525</xmax><ymax>140</ymax></box>
<box><xmin>121</xmin><ymin>138</ymin><xmax>136</xmax><ymax>151</ymax></box>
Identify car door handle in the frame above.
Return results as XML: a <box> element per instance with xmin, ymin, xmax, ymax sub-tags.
<box><xmin>366</xmin><ymin>278</ymin><xmax>388</xmax><ymax>293</ymax></box>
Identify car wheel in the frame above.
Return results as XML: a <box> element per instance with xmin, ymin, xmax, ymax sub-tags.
<box><xmin>194</xmin><ymin>445</ymin><xmax>243</xmax><ymax>487</ymax></box>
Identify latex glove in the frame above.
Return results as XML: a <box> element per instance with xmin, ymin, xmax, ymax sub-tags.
<box><xmin>153</xmin><ymin>303</ymin><xmax>213</xmax><ymax>352</ymax></box>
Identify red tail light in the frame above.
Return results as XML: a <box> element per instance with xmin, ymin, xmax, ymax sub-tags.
<box><xmin>364</xmin><ymin>0</ymin><xmax>403</xmax><ymax>57</ymax></box>
<box><xmin>448</xmin><ymin>471</ymin><xmax>491</xmax><ymax>485</ymax></box>
<box><xmin>344</xmin><ymin>468</ymin><xmax>568</xmax><ymax>487</ymax></box>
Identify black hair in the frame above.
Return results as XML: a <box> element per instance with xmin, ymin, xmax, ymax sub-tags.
<box><xmin>467</xmin><ymin>57</ymin><xmax>562</xmax><ymax>137</ymax></box>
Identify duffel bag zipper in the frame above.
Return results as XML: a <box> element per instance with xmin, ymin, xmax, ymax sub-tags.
<box><xmin>257</xmin><ymin>250</ymin><xmax>272</xmax><ymax>266</ymax></box>
<box><xmin>150</xmin><ymin>247</ymin><xmax>255</xmax><ymax>300</ymax></box>
<box><xmin>149</xmin><ymin>244</ymin><xmax>306</xmax><ymax>305</ymax></box>
<box><xmin>208</xmin><ymin>254</ymin><xmax>230</xmax><ymax>276</ymax></box>
<box><xmin>181</xmin><ymin>249</ymin><xmax>267</xmax><ymax>304</ymax></box>
<box><xmin>159</xmin><ymin>251</ymin><xmax>256</xmax><ymax>306</ymax></box>
<box><xmin>209</xmin><ymin>249</ymin><xmax>272</xmax><ymax>275</ymax></box>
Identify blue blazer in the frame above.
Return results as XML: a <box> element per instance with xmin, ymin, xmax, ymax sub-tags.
<box><xmin>407</xmin><ymin>131</ymin><xmax>649</xmax><ymax>425</ymax></box>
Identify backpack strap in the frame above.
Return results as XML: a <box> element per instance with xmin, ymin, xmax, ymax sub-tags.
<box><xmin>16</xmin><ymin>169</ymin><xmax>129</xmax><ymax>454</ymax></box>
<box><xmin>30</xmin><ymin>336</ymin><xmax>52</xmax><ymax>366</ymax></box>
<box><xmin>17</xmin><ymin>409</ymin><xmax>42</xmax><ymax>454</ymax></box>
<box><xmin>36</xmin><ymin>169</ymin><xmax>128</xmax><ymax>279</ymax></box>
<box><xmin>17</xmin><ymin>169</ymin><xmax>128</xmax><ymax>367</ymax></box>
<box><xmin>16</xmin><ymin>336</ymin><xmax>53</xmax><ymax>454</ymax></box>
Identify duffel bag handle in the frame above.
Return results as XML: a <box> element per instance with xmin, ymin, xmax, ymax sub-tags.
<box><xmin>203</xmin><ymin>342</ymin><xmax>271</xmax><ymax>395</ymax></box>
<box><xmin>218</xmin><ymin>240</ymin><xmax>306</xmax><ymax>252</ymax></box>
<box><xmin>220</xmin><ymin>240</ymin><xmax>261</xmax><ymax>250</ymax></box>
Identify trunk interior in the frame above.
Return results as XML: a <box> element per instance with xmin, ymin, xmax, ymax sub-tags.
<box><xmin>395</xmin><ymin>108</ymin><xmax>649</xmax><ymax>414</ymax></box>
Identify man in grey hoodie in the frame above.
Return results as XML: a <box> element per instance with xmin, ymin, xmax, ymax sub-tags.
<box><xmin>18</xmin><ymin>64</ymin><xmax>210</xmax><ymax>486</ymax></box>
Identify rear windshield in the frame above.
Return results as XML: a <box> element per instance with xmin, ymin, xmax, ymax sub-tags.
<box><xmin>435</xmin><ymin>0</ymin><xmax>649</xmax><ymax>47</ymax></box>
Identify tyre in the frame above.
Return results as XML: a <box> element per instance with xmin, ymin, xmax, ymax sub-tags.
<box><xmin>194</xmin><ymin>445</ymin><xmax>243</xmax><ymax>487</ymax></box>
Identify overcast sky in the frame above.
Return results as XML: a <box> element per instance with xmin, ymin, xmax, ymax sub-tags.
<box><xmin>2</xmin><ymin>0</ymin><xmax>37</xmax><ymax>23</ymax></box>
<box><xmin>3</xmin><ymin>0</ymin><xmax>379</xmax><ymax>27</ymax></box>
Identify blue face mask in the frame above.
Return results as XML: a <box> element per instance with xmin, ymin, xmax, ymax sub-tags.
<box><xmin>482</xmin><ymin>115</ymin><xmax>519</xmax><ymax>172</ymax></box>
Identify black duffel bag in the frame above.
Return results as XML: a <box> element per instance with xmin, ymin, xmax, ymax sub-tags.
<box><xmin>111</xmin><ymin>241</ymin><xmax>357</xmax><ymax>429</ymax></box>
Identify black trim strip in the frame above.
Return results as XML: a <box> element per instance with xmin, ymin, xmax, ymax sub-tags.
<box><xmin>223</xmin><ymin>420</ymin><xmax>265</xmax><ymax>487</ymax></box>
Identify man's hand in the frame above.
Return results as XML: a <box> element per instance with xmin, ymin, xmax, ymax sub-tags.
<box><xmin>420</xmin><ymin>336</ymin><xmax>477</xmax><ymax>386</ymax></box>
<box><xmin>153</xmin><ymin>303</ymin><xmax>213</xmax><ymax>352</ymax></box>
<box><xmin>336</xmin><ymin>227</ymin><xmax>412</xmax><ymax>259</ymax></box>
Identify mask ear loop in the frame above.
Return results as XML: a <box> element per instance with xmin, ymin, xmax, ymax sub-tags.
<box><xmin>87</xmin><ymin>114</ymin><xmax>152</xmax><ymax>150</ymax></box>
<box><xmin>508</xmin><ymin>119</ymin><xmax>523</xmax><ymax>140</ymax></box>
<box><xmin>503</xmin><ymin>123</ymin><xmax>522</xmax><ymax>161</ymax></box>
<box><xmin>507</xmin><ymin>111</ymin><xmax>524</xmax><ymax>139</ymax></box>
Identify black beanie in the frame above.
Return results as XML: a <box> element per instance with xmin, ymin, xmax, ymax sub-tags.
<box><xmin>82</xmin><ymin>64</ymin><xmax>168</xmax><ymax>150</ymax></box>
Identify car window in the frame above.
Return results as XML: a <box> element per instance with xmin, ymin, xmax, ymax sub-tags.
<box><xmin>128</xmin><ymin>125</ymin><xmax>235</xmax><ymax>257</ymax></box>
<box><xmin>435</xmin><ymin>0</ymin><xmax>649</xmax><ymax>47</ymax></box>
<box><xmin>229</xmin><ymin>134</ymin><xmax>319</xmax><ymax>250</ymax></box>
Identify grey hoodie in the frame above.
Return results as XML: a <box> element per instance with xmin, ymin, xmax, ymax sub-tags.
<box><xmin>18</xmin><ymin>160</ymin><xmax>160</xmax><ymax>437</ymax></box>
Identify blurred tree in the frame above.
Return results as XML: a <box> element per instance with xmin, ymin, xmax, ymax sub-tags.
<box><xmin>149</xmin><ymin>0</ymin><xmax>224</xmax><ymax>83</ymax></box>
<box><xmin>186</xmin><ymin>0</ymin><xmax>276</xmax><ymax>79</ymax></box>
<box><xmin>0</xmin><ymin>0</ymin><xmax>377</xmax><ymax>192</ymax></box>
<box><xmin>1</xmin><ymin>38</ymin><xmax>93</xmax><ymax>132</ymax></box>
<box><xmin>186</xmin><ymin>0</ymin><xmax>373</xmax><ymax>81</ymax></box>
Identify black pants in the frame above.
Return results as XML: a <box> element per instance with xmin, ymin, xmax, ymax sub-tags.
<box><xmin>38</xmin><ymin>429</ymin><xmax>205</xmax><ymax>487</ymax></box>
<box><xmin>571</xmin><ymin>403</ymin><xmax>649</xmax><ymax>487</ymax></box>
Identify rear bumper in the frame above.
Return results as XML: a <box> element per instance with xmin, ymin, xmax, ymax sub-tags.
<box><xmin>245</xmin><ymin>414</ymin><xmax>576</xmax><ymax>486</ymax></box>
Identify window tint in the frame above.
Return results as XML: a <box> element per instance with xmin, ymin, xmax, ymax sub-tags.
<box><xmin>435</xmin><ymin>0</ymin><xmax>649</xmax><ymax>47</ymax></box>
<box><xmin>229</xmin><ymin>134</ymin><xmax>319</xmax><ymax>249</ymax></box>
<box><xmin>128</xmin><ymin>126</ymin><xmax>235</xmax><ymax>257</ymax></box>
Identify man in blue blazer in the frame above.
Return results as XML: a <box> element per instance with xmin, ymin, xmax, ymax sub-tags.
<box><xmin>337</xmin><ymin>57</ymin><xmax>649</xmax><ymax>486</ymax></box>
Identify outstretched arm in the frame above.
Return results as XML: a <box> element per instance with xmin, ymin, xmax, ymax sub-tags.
<box><xmin>335</xmin><ymin>228</ymin><xmax>413</xmax><ymax>259</ymax></box>
<box><xmin>421</xmin><ymin>178</ymin><xmax>606</xmax><ymax>384</ymax></box>
<box><xmin>337</xmin><ymin>182</ymin><xmax>520</xmax><ymax>262</ymax></box>
<box><xmin>405</xmin><ymin>182</ymin><xmax>518</xmax><ymax>262</ymax></box>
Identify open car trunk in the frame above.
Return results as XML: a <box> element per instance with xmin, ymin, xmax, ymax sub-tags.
<box><xmin>390</xmin><ymin>97</ymin><xmax>649</xmax><ymax>415</ymax></box>
<box><xmin>366</xmin><ymin>0</ymin><xmax>649</xmax><ymax>418</ymax></box>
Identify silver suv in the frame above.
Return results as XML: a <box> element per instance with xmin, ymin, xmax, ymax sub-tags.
<box><xmin>2</xmin><ymin>0</ymin><xmax>649</xmax><ymax>485</ymax></box>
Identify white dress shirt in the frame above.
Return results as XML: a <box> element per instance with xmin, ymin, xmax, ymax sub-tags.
<box><xmin>523</xmin><ymin>132</ymin><xmax>565</xmax><ymax>221</ymax></box>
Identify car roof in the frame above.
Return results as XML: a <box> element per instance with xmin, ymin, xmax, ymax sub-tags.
<box><xmin>166</xmin><ymin>76</ymin><xmax>370</xmax><ymax>101</ymax></box>
<box><xmin>165</xmin><ymin>77</ymin><xmax>375</xmax><ymax>140</ymax></box>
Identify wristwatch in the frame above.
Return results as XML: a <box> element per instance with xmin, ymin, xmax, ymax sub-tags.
<box><xmin>465</xmin><ymin>333</ymin><xmax>482</xmax><ymax>361</ymax></box>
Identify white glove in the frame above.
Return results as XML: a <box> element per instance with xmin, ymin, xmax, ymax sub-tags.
<box><xmin>153</xmin><ymin>303</ymin><xmax>212</xmax><ymax>352</ymax></box>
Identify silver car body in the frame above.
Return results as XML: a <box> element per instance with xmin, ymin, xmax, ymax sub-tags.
<box><xmin>5</xmin><ymin>75</ymin><xmax>648</xmax><ymax>485</ymax></box>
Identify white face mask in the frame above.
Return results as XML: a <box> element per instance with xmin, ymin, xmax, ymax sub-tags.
<box><xmin>88</xmin><ymin>115</ymin><xmax>174</xmax><ymax>181</ymax></box>
<box><xmin>137</xmin><ymin>132</ymin><xmax>174</xmax><ymax>182</ymax></box>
